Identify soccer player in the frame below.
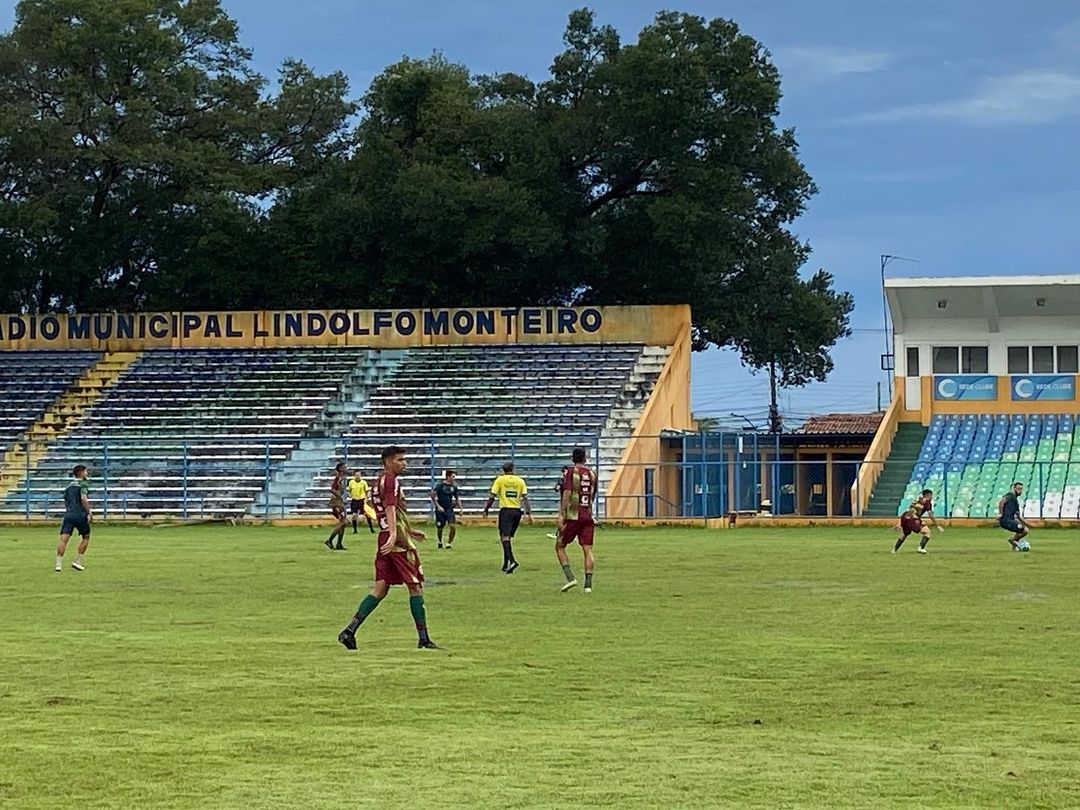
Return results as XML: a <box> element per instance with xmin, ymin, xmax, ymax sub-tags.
<box><xmin>338</xmin><ymin>446</ymin><xmax>439</xmax><ymax>650</ymax></box>
<box><xmin>430</xmin><ymin>469</ymin><xmax>462</xmax><ymax>549</ymax></box>
<box><xmin>325</xmin><ymin>461</ymin><xmax>348</xmax><ymax>550</ymax></box>
<box><xmin>892</xmin><ymin>488</ymin><xmax>943</xmax><ymax>554</ymax></box>
<box><xmin>556</xmin><ymin>448</ymin><xmax>597</xmax><ymax>592</ymax></box>
<box><xmin>55</xmin><ymin>464</ymin><xmax>92</xmax><ymax>572</ymax></box>
<box><xmin>998</xmin><ymin>482</ymin><xmax>1032</xmax><ymax>551</ymax></box>
<box><xmin>547</xmin><ymin>465</ymin><xmax>570</xmax><ymax>540</ymax></box>
<box><xmin>348</xmin><ymin>469</ymin><xmax>375</xmax><ymax>535</ymax></box>
<box><xmin>483</xmin><ymin>461</ymin><xmax>532</xmax><ymax>574</ymax></box>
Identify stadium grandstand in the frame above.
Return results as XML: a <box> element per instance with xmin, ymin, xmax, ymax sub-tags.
<box><xmin>857</xmin><ymin>274</ymin><xmax>1080</xmax><ymax>521</ymax></box>
<box><xmin>0</xmin><ymin>306</ymin><xmax>690</xmax><ymax>521</ymax></box>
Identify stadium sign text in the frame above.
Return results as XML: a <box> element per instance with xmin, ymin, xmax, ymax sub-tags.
<box><xmin>0</xmin><ymin>305</ymin><xmax>689</xmax><ymax>351</ymax></box>
<box><xmin>932</xmin><ymin>375</ymin><xmax>998</xmax><ymax>401</ymax></box>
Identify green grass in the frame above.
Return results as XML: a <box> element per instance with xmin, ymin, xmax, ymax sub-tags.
<box><xmin>2</xmin><ymin>524</ymin><xmax>1079</xmax><ymax>809</ymax></box>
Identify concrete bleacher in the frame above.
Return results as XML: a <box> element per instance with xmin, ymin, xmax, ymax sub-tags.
<box><xmin>0</xmin><ymin>351</ymin><xmax>101</xmax><ymax>452</ymax></box>
<box><xmin>897</xmin><ymin>413</ymin><xmax>1080</xmax><ymax>519</ymax></box>
<box><xmin>0</xmin><ymin>348</ymin><xmax>386</xmax><ymax>518</ymax></box>
<box><xmin>293</xmin><ymin>344</ymin><xmax>667</xmax><ymax>518</ymax></box>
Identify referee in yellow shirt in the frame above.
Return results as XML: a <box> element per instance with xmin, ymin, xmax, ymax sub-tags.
<box><xmin>483</xmin><ymin>461</ymin><xmax>532</xmax><ymax>574</ymax></box>
<box><xmin>347</xmin><ymin>470</ymin><xmax>375</xmax><ymax>534</ymax></box>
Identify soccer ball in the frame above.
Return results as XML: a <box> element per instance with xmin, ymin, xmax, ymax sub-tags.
<box><xmin>1018</xmin><ymin>540</ymin><xmax>1031</xmax><ymax>552</ymax></box>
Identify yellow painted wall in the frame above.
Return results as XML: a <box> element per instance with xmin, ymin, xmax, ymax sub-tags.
<box><xmin>0</xmin><ymin>306</ymin><xmax>689</xmax><ymax>352</ymax></box>
<box><xmin>605</xmin><ymin>319</ymin><xmax>694</xmax><ymax>519</ymax></box>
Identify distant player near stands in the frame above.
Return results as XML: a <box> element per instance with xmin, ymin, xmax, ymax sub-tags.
<box><xmin>348</xmin><ymin>469</ymin><xmax>375</xmax><ymax>535</ymax></box>
<box><xmin>55</xmin><ymin>464</ymin><xmax>92</xmax><ymax>572</ymax></box>
<box><xmin>484</xmin><ymin>462</ymin><xmax>532</xmax><ymax>574</ymax></box>
<box><xmin>338</xmin><ymin>445</ymin><xmax>438</xmax><ymax>650</ymax></box>
<box><xmin>998</xmin><ymin>482</ymin><xmax>1032</xmax><ymax>551</ymax></box>
<box><xmin>325</xmin><ymin>462</ymin><xmax>348</xmax><ymax>550</ymax></box>
<box><xmin>556</xmin><ymin>449</ymin><xmax>597</xmax><ymax>592</ymax></box>
<box><xmin>547</xmin><ymin>465</ymin><xmax>570</xmax><ymax>540</ymax></box>
<box><xmin>892</xmin><ymin>488</ymin><xmax>943</xmax><ymax>555</ymax></box>
<box><xmin>430</xmin><ymin>470</ymin><xmax>462</xmax><ymax>549</ymax></box>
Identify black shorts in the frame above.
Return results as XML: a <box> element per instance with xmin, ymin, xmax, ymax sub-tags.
<box><xmin>350</xmin><ymin>499</ymin><xmax>366</xmax><ymax>515</ymax></box>
<box><xmin>1000</xmin><ymin>517</ymin><xmax>1023</xmax><ymax>533</ymax></box>
<box><xmin>498</xmin><ymin>508</ymin><xmax>523</xmax><ymax>538</ymax></box>
<box><xmin>60</xmin><ymin>516</ymin><xmax>90</xmax><ymax>537</ymax></box>
<box><xmin>435</xmin><ymin>508</ymin><xmax>455</xmax><ymax>528</ymax></box>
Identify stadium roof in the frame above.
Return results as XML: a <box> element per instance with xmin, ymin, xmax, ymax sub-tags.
<box><xmin>795</xmin><ymin>413</ymin><xmax>883</xmax><ymax>436</ymax></box>
<box><xmin>885</xmin><ymin>275</ymin><xmax>1080</xmax><ymax>333</ymax></box>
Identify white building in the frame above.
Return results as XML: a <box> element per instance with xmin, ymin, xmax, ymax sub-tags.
<box><xmin>885</xmin><ymin>274</ymin><xmax>1080</xmax><ymax>417</ymax></box>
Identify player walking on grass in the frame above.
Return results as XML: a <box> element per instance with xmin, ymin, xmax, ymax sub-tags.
<box><xmin>556</xmin><ymin>449</ymin><xmax>597</xmax><ymax>592</ymax></box>
<box><xmin>484</xmin><ymin>462</ymin><xmax>532</xmax><ymax>574</ymax></box>
<box><xmin>325</xmin><ymin>462</ymin><xmax>348</xmax><ymax>550</ymax></box>
<box><xmin>547</xmin><ymin>465</ymin><xmax>570</xmax><ymax>540</ymax></box>
<box><xmin>338</xmin><ymin>446</ymin><xmax>439</xmax><ymax>650</ymax></box>
<box><xmin>55</xmin><ymin>464</ymin><xmax>92</xmax><ymax>572</ymax></box>
<box><xmin>348</xmin><ymin>469</ymin><xmax>375</xmax><ymax>535</ymax></box>
<box><xmin>999</xmin><ymin>482</ymin><xmax>1032</xmax><ymax>551</ymax></box>
<box><xmin>892</xmin><ymin>488</ymin><xmax>944</xmax><ymax>555</ymax></box>
<box><xmin>430</xmin><ymin>470</ymin><xmax>462</xmax><ymax>549</ymax></box>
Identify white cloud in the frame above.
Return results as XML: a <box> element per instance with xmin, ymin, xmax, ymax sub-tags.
<box><xmin>850</xmin><ymin>71</ymin><xmax>1080</xmax><ymax>126</ymax></box>
<box><xmin>777</xmin><ymin>46</ymin><xmax>895</xmax><ymax>80</ymax></box>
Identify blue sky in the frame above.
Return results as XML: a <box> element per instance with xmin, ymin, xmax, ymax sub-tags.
<box><xmin>5</xmin><ymin>1</ymin><xmax>1079</xmax><ymax>427</ymax></box>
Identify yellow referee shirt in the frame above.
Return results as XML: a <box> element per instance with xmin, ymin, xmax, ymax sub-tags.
<box><xmin>490</xmin><ymin>474</ymin><xmax>528</xmax><ymax>509</ymax></box>
<box><xmin>347</xmin><ymin>478</ymin><xmax>369</xmax><ymax>500</ymax></box>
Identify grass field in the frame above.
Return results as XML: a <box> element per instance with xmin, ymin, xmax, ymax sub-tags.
<box><xmin>2</xmin><ymin>523</ymin><xmax>1080</xmax><ymax>809</ymax></box>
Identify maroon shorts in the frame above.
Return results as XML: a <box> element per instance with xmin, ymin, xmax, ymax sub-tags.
<box><xmin>900</xmin><ymin>515</ymin><xmax>923</xmax><ymax>536</ymax></box>
<box><xmin>331</xmin><ymin>503</ymin><xmax>345</xmax><ymax>520</ymax></box>
<box><xmin>559</xmin><ymin>519</ymin><xmax>595</xmax><ymax>547</ymax></box>
<box><xmin>374</xmin><ymin>538</ymin><xmax>424</xmax><ymax>586</ymax></box>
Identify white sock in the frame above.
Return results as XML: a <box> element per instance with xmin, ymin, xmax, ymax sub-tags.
<box><xmin>55</xmin><ymin>554</ymin><xmax>63</xmax><ymax>568</ymax></box>
<box><xmin>74</xmin><ymin>553</ymin><xmax>84</xmax><ymax>564</ymax></box>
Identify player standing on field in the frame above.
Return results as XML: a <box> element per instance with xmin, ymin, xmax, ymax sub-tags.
<box><xmin>325</xmin><ymin>462</ymin><xmax>349</xmax><ymax>550</ymax></box>
<box><xmin>55</xmin><ymin>464</ymin><xmax>92</xmax><ymax>572</ymax></box>
<box><xmin>338</xmin><ymin>446</ymin><xmax>439</xmax><ymax>650</ymax></box>
<box><xmin>998</xmin><ymin>482</ymin><xmax>1032</xmax><ymax>551</ymax></box>
<box><xmin>430</xmin><ymin>469</ymin><xmax>462</xmax><ymax>549</ymax></box>
<box><xmin>484</xmin><ymin>461</ymin><xmax>532</xmax><ymax>574</ymax></box>
<box><xmin>556</xmin><ymin>448</ymin><xmax>597</xmax><ymax>592</ymax></box>
<box><xmin>892</xmin><ymin>488</ymin><xmax>943</xmax><ymax>554</ymax></box>
<box><xmin>348</xmin><ymin>469</ymin><xmax>375</xmax><ymax>535</ymax></box>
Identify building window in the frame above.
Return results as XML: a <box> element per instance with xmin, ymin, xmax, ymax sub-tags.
<box><xmin>1058</xmin><ymin>346</ymin><xmax>1078</xmax><ymax>374</ymax></box>
<box><xmin>906</xmin><ymin>347</ymin><xmax>919</xmax><ymax>377</ymax></box>
<box><xmin>1032</xmin><ymin>345</ymin><xmax>1055</xmax><ymax>374</ymax></box>
<box><xmin>1008</xmin><ymin>346</ymin><xmax>1029</xmax><ymax>374</ymax></box>
<box><xmin>961</xmin><ymin>346</ymin><xmax>988</xmax><ymax>374</ymax></box>
<box><xmin>932</xmin><ymin>346</ymin><xmax>959</xmax><ymax>374</ymax></box>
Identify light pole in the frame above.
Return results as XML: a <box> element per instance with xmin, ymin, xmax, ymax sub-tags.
<box><xmin>881</xmin><ymin>253</ymin><xmax>918</xmax><ymax>401</ymax></box>
<box><xmin>730</xmin><ymin>412</ymin><xmax>758</xmax><ymax>431</ymax></box>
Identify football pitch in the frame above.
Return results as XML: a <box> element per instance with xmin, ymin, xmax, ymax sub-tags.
<box><xmin>2</xmin><ymin>524</ymin><xmax>1079</xmax><ymax>809</ymax></box>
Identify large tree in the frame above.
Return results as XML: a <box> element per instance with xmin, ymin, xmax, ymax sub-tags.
<box><xmin>729</xmin><ymin>268</ymin><xmax>854</xmax><ymax>431</ymax></box>
<box><xmin>0</xmin><ymin>0</ymin><xmax>355</xmax><ymax>312</ymax></box>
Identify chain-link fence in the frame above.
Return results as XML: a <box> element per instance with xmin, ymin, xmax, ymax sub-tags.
<box><xmin>4</xmin><ymin>431</ymin><xmax>1071</xmax><ymax>522</ymax></box>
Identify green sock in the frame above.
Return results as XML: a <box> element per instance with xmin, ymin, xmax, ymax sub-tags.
<box><xmin>409</xmin><ymin>594</ymin><xmax>430</xmax><ymax>642</ymax></box>
<box><xmin>584</xmin><ymin>572</ymin><xmax>593</xmax><ymax>588</ymax></box>
<box><xmin>561</xmin><ymin>563</ymin><xmax>575</xmax><ymax>582</ymax></box>
<box><xmin>347</xmin><ymin>594</ymin><xmax>380</xmax><ymax>632</ymax></box>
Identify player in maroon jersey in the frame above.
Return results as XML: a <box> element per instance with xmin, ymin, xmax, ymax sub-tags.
<box><xmin>555</xmin><ymin>448</ymin><xmax>597</xmax><ymax>592</ymax></box>
<box><xmin>337</xmin><ymin>446</ymin><xmax>439</xmax><ymax>650</ymax></box>
<box><xmin>893</xmin><ymin>488</ymin><xmax>943</xmax><ymax>555</ymax></box>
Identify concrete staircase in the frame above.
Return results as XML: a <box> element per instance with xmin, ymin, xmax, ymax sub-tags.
<box><xmin>249</xmin><ymin>351</ymin><xmax>403</xmax><ymax>517</ymax></box>
<box><xmin>0</xmin><ymin>352</ymin><xmax>141</xmax><ymax>498</ymax></box>
<box><xmin>597</xmin><ymin>346</ymin><xmax>670</xmax><ymax>515</ymax></box>
<box><xmin>864</xmin><ymin>422</ymin><xmax>929</xmax><ymax>517</ymax></box>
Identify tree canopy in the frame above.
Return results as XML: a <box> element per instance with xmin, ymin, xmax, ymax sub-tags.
<box><xmin>0</xmin><ymin>1</ymin><xmax>854</xmax><ymax>403</ymax></box>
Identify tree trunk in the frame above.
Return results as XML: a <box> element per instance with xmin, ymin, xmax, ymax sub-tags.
<box><xmin>768</xmin><ymin>360</ymin><xmax>783</xmax><ymax>434</ymax></box>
